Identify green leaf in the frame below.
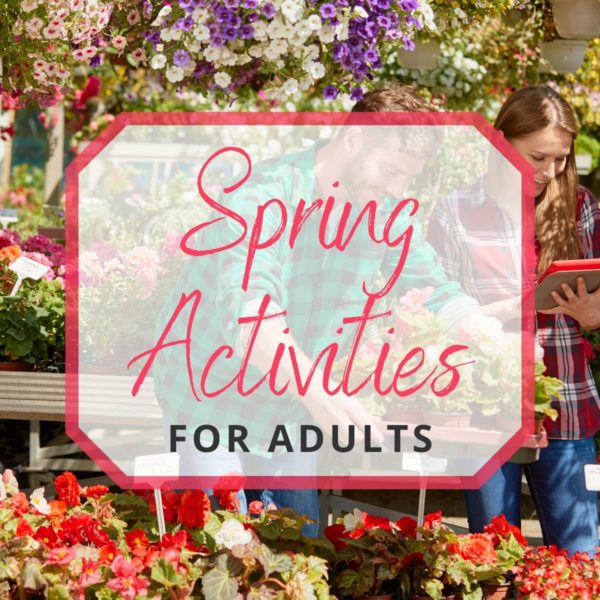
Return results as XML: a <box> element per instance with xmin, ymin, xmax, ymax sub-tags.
<box><xmin>258</xmin><ymin>547</ymin><xmax>293</xmax><ymax>577</ymax></box>
<box><xmin>21</xmin><ymin>558</ymin><xmax>46</xmax><ymax>592</ymax></box>
<box><xmin>48</xmin><ymin>584</ymin><xmax>72</xmax><ymax>600</ymax></box>
<box><xmin>151</xmin><ymin>557</ymin><xmax>186</xmax><ymax>588</ymax></box>
<box><xmin>202</xmin><ymin>555</ymin><xmax>239</xmax><ymax>600</ymax></box>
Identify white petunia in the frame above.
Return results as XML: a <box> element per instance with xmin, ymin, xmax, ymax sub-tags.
<box><xmin>166</xmin><ymin>66</ymin><xmax>184</xmax><ymax>83</ymax></box>
<box><xmin>282</xmin><ymin>78</ymin><xmax>299</xmax><ymax>95</ymax></box>
<box><xmin>308</xmin><ymin>61</ymin><xmax>325</xmax><ymax>79</ymax></box>
<box><xmin>281</xmin><ymin>0</ymin><xmax>303</xmax><ymax>23</ymax></box>
<box><xmin>204</xmin><ymin>46</ymin><xmax>221</xmax><ymax>62</ymax></box>
<box><xmin>193</xmin><ymin>24</ymin><xmax>210</xmax><ymax>42</ymax></box>
<box><xmin>30</xmin><ymin>488</ymin><xmax>51</xmax><ymax>515</ymax></box>
<box><xmin>318</xmin><ymin>26</ymin><xmax>335</xmax><ymax>44</ymax></box>
<box><xmin>160</xmin><ymin>28</ymin><xmax>173</xmax><ymax>42</ymax></box>
<box><xmin>214</xmin><ymin>71</ymin><xmax>232</xmax><ymax>88</ymax></box>
<box><xmin>252</xmin><ymin>21</ymin><xmax>268</xmax><ymax>40</ymax></box>
<box><xmin>2</xmin><ymin>469</ymin><xmax>18</xmax><ymax>496</ymax></box>
<box><xmin>150</xmin><ymin>53</ymin><xmax>167</xmax><ymax>69</ymax></box>
<box><xmin>21</xmin><ymin>0</ymin><xmax>38</xmax><ymax>11</ymax></box>
<box><xmin>343</xmin><ymin>508</ymin><xmax>363</xmax><ymax>532</ymax></box>
<box><xmin>306</xmin><ymin>14</ymin><xmax>322</xmax><ymax>31</ymax></box>
<box><xmin>214</xmin><ymin>519</ymin><xmax>252</xmax><ymax>549</ymax></box>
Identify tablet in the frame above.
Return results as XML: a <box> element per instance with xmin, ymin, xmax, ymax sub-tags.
<box><xmin>535</xmin><ymin>259</ymin><xmax>600</xmax><ymax>310</ymax></box>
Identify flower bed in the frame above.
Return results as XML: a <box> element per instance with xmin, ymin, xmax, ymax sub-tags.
<box><xmin>1</xmin><ymin>471</ymin><xmax>599</xmax><ymax>599</ymax></box>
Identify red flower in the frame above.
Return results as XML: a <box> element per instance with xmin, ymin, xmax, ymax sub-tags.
<box><xmin>324</xmin><ymin>524</ymin><xmax>352</xmax><ymax>550</ymax></box>
<box><xmin>401</xmin><ymin>551</ymin><xmax>424</xmax><ymax>567</ymax></box>
<box><xmin>213</xmin><ymin>489</ymin><xmax>240</xmax><ymax>511</ymax></box>
<box><xmin>33</xmin><ymin>525</ymin><xmax>59</xmax><ymax>548</ymax></box>
<box><xmin>15</xmin><ymin>518</ymin><xmax>33</xmax><ymax>537</ymax></box>
<box><xmin>82</xmin><ymin>484</ymin><xmax>110</xmax><ymax>499</ymax></box>
<box><xmin>61</xmin><ymin>514</ymin><xmax>110</xmax><ymax>547</ymax></box>
<box><xmin>423</xmin><ymin>511</ymin><xmax>443</xmax><ymax>529</ymax></box>
<box><xmin>125</xmin><ymin>529</ymin><xmax>150</xmax><ymax>558</ymax></box>
<box><xmin>177</xmin><ymin>490</ymin><xmax>211</xmax><ymax>529</ymax></box>
<box><xmin>10</xmin><ymin>492</ymin><xmax>30</xmax><ymax>516</ymax></box>
<box><xmin>213</xmin><ymin>472</ymin><xmax>244</xmax><ymax>511</ymax></box>
<box><xmin>454</xmin><ymin>534</ymin><xmax>497</xmax><ymax>565</ymax></box>
<box><xmin>149</xmin><ymin>490</ymin><xmax>181</xmax><ymax>524</ymax></box>
<box><xmin>248</xmin><ymin>500</ymin><xmax>264</xmax><ymax>515</ymax></box>
<box><xmin>363</xmin><ymin>513</ymin><xmax>391</xmax><ymax>531</ymax></box>
<box><xmin>395</xmin><ymin>516</ymin><xmax>417</xmax><ymax>539</ymax></box>
<box><xmin>99</xmin><ymin>542</ymin><xmax>119</xmax><ymax>565</ymax></box>
<box><xmin>54</xmin><ymin>472</ymin><xmax>81</xmax><ymax>507</ymax></box>
<box><xmin>484</xmin><ymin>514</ymin><xmax>528</xmax><ymax>546</ymax></box>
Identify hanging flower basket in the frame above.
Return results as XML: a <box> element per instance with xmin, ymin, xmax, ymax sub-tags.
<box><xmin>397</xmin><ymin>39</ymin><xmax>441</xmax><ymax>70</ymax></box>
<box><xmin>540</xmin><ymin>39</ymin><xmax>588</xmax><ymax>73</ymax></box>
<box><xmin>551</xmin><ymin>0</ymin><xmax>600</xmax><ymax>40</ymax></box>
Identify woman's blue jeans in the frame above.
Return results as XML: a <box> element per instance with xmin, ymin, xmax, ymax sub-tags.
<box><xmin>464</xmin><ymin>437</ymin><xmax>599</xmax><ymax>555</ymax></box>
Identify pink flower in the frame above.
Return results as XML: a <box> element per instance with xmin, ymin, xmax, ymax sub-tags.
<box><xmin>398</xmin><ymin>286</ymin><xmax>435</xmax><ymax>313</ymax></box>
<box><xmin>21</xmin><ymin>252</ymin><xmax>54</xmax><ymax>280</ymax></box>
<box><xmin>79</xmin><ymin>558</ymin><xmax>101</xmax><ymax>587</ymax></box>
<box><xmin>46</xmin><ymin>546</ymin><xmax>78</xmax><ymax>565</ymax></box>
<box><xmin>107</xmin><ymin>556</ymin><xmax>148</xmax><ymax>600</ymax></box>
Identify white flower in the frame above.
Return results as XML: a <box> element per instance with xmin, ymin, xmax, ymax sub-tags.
<box><xmin>534</xmin><ymin>340</ymin><xmax>545</xmax><ymax>363</ymax></box>
<box><xmin>343</xmin><ymin>508</ymin><xmax>363</xmax><ymax>532</ymax></box>
<box><xmin>185</xmin><ymin>39</ymin><xmax>201</xmax><ymax>53</ymax></box>
<box><xmin>308</xmin><ymin>61</ymin><xmax>325</xmax><ymax>79</ymax></box>
<box><xmin>282</xmin><ymin>78</ymin><xmax>299</xmax><ymax>95</ymax></box>
<box><xmin>170</xmin><ymin>29</ymin><xmax>183</xmax><ymax>41</ymax></box>
<box><xmin>237</xmin><ymin>53</ymin><xmax>252</xmax><ymax>65</ymax></box>
<box><xmin>150</xmin><ymin>53</ymin><xmax>167</xmax><ymax>69</ymax></box>
<box><xmin>252</xmin><ymin>21</ymin><xmax>268</xmax><ymax>40</ymax></box>
<box><xmin>281</xmin><ymin>0</ymin><xmax>303</xmax><ymax>23</ymax></box>
<box><xmin>318</xmin><ymin>26</ymin><xmax>335</xmax><ymax>44</ymax></box>
<box><xmin>160</xmin><ymin>28</ymin><xmax>173</xmax><ymax>42</ymax></box>
<box><xmin>335</xmin><ymin>22</ymin><xmax>349</xmax><ymax>41</ymax></box>
<box><xmin>214</xmin><ymin>519</ymin><xmax>252</xmax><ymax>549</ymax></box>
<box><xmin>25</xmin><ymin>17</ymin><xmax>43</xmax><ymax>36</ymax></box>
<box><xmin>306</xmin><ymin>14</ymin><xmax>322</xmax><ymax>30</ymax></box>
<box><xmin>192</xmin><ymin>7</ymin><xmax>209</xmax><ymax>21</ymax></box>
<box><xmin>248</xmin><ymin>44</ymin><xmax>264</xmax><ymax>58</ymax></box>
<box><xmin>2</xmin><ymin>469</ymin><xmax>18</xmax><ymax>496</ymax></box>
<box><xmin>353</xmin><ymin>6</ymin><xmax>368</xmax><ymax>19</ymax></box>
<box><xmin>214</xmin><ymin>71</ymin><xmax>232</xmax><ymax>88</ymax></box>
<box><xmin>21</xmin><ymin>0</ymin><xmax>38</xmax><ymax>11</ymax></box>
<box><xmin>267</xmin><ymin>19</ymin><xmax>285</xmax><ymax>39</ymax></box>
<box><xmin>30</xmin><ymin>488</ymin><xmax>51</xmax><ymax>515</ymax></box>
<box><xmin>193</xmin><ymin>24</ymin><xmax>210</xmax><ymax>42</ymax></box>
<box><xmin>166</xmin><ymin>66</ymin><xmax>184</xmax><ymax>83</ymax></box>
<box><xmin>204</xmin><ymin>46</ymin><xmax>221</xmax><ymax>62</ymax></box>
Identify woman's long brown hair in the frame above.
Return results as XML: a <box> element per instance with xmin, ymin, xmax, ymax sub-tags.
<box><xmin>494</xmin><ymin>86</ymin><xmax>580</xmax><ymax>274</ymax></box>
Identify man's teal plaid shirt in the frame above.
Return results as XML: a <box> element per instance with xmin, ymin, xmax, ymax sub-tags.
<box><xmin>152</xmin><ymin>143</ymin><xmax>477</xmax><ymax>452</ymax></box>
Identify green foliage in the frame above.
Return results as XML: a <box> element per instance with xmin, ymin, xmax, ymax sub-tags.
<box><xmin>0</xmin><ymin>280</ymin><xmax>65</xmax><ymax>369</ymax></box>
<box><xmin>534</xmin><ymin>361</ymin><xmax>563</xmax><ymax>421</ymax></box>
<box><xmin>575</xmin><ymin>132</ymin><xmax>600</xmax><ymax>172</ymax></box>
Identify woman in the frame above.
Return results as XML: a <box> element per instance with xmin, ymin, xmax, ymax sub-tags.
<box><xmin>427</xmin><ymin>85</ymin><xmax>600</xmax><ymax>555</ymax></box>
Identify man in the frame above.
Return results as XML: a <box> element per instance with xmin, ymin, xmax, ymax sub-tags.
<box><xmin>151</xmin><ymin>86</ymin><xmax>482</xmax><ymax>535</ymax></box>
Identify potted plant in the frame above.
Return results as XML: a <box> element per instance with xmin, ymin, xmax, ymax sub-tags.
<box><xmin>0</xmin><ymin>231</ymin><xmax>65</xmax><ymax>371</ymax></box>
<box><xmin>540</xmin><ymin>39</ymin><xmax>588</xmax><ymax>74</ymax></box>
<box><xmin>550</xmin><ymin>0</ymin><xmax>600</xmax><ymax>40</ymax></box>
<box><xmin>325</xmin><ymin>510</ymin><xmax>409</xmax><ymax>599</ymax></box>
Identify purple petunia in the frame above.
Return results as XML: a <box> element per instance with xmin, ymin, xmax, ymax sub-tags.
<box><xmin>323</xmin><ymin>85</ymin><xmax>338</xmax><ymax>100</ymax></box>
<box><xmin>364</xmin><ymin>48</ymin><xmax>379</xmax><ymax>64</ymax></box>
<box><xmin>350</xmin><ymin>87</ymin><xmax>364</xmax><ymax>102</ymax></box>
<box><xmin>173</xmin><ymin>49</ymin><xmax>190</xmax><ymax>67</ymax></box>
<box><xmin>243</xmin><ymin>0</ymin><xmax>258</xmax><ymax>7</ymax></box>
<box><xmin>319</xmin><ymin>3</ymin><xmax>336</xmax><ymax>19</ymax></box>
<box><xmin>400</xmin><ymin>0</ymin><xmax>420</xmax><ymax>10</ymax></box>
<box><xmin>261</xmin><ymin>2</ymin><xmax>276</xmax><ymax>18</ymax></box>
<box><xmin>402</xmin><ymin>36</ymin><xmax>416</xmax><ymax>51</ymax></box>
<box><xmin>240</xmin><ymin>24</ymin><xmax>254</xmax><ymax>39</ymax></box>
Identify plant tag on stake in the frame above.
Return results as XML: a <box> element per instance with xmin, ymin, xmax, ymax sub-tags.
<box><xmin>0</xmin><ymin>208</ymin><xmax>18</xmax><ymax>229</ymax></box>
<box><xmin>8</xmin><ymin>256</ymin><xmax>51</xmax><ymax>296</ymax></box>
<box><xmin>584</xmin><ymin>464</ymin><xmax>600</xmax><ymax>491</ymax></box>
<box><xmin>133</xmin><ymin>453</ymin><xmax>180</xmax><ymax>539</ymax></box>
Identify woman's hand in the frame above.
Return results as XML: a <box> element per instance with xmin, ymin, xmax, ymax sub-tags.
<box><xmin>538</xmin><ymin>276</ymin><xmax>600</xmax><ymax>330</ymax></box>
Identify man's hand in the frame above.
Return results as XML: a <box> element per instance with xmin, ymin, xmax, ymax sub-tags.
<box><xmin>303</xmin><ymin>387</ymin><xmax>386</xmax><ymax>445</ymax></box>
<box><xmin>538</xmin><ymin>277</ymin><xmax>600</xmax><ymax>330</ymax></box>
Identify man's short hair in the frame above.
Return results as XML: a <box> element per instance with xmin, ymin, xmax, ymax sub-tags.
<box><xmin>351</xmin><ymin>85</ymin><xmax>432</xmax><ymax>113</ymax></box>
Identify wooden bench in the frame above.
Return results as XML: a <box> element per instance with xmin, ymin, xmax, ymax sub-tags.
<box><xmin>0</xmin><ymin>372</ymin><xmax>101</xmax><ymax>485</ymax></box>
